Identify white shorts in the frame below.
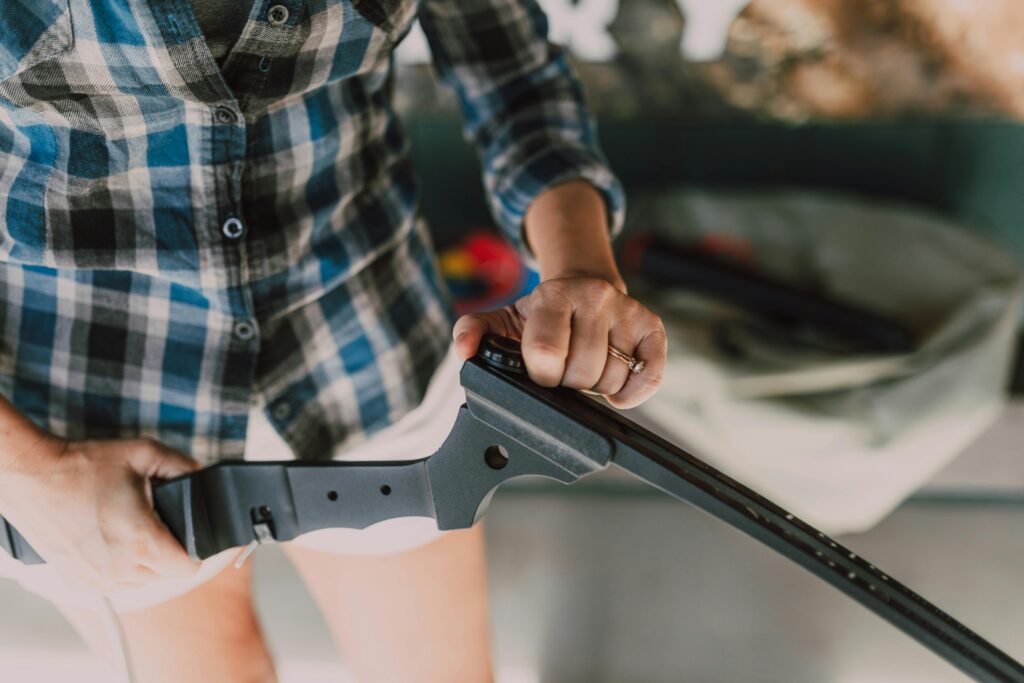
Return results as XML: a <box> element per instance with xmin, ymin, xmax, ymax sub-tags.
<box><xmin>0</xmin><ymin>347</ymin><xmax>465</xmax><ymax>614</ymax></box>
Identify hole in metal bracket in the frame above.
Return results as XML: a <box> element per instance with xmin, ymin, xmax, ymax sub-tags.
<box><xmin>484</xmin><ymin>445</ymin><xmax>509</xmax><ymax>470</ymax></box>
<box><xmin>327</xmin><ymin>490</ymin><xmax>338</xmax><ymax>501</ymax></box>
<box><xmin>380</xmin><ymin>485</ymin><xmax>391</xmax><ymax>496</ymax></box>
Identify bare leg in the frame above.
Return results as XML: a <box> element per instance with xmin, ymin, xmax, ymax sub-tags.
<box><xmin>56</xmin><ymin>560</ymin><xmax>277</xmax><ymax>683</ymax></box>
<box><xmin>286</xmin><ymin>524</ymin><xmax>493</xmax><ymax>683</ymax></box>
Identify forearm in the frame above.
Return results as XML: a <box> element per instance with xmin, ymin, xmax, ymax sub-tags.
<box><xmin>422</xmin><ymin>1</ymin><xmax>625</xmax><ymax>251</ymax></box>
<box><xmin>523</xmin><ymin>180</ymin><xmax>625</xmax><ymax>291</ymax></box>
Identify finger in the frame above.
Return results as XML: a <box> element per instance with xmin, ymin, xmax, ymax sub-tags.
<box><xmin>518</xmin><ymin>289</ymin><xmax>572</xmax><ymax>387</ymax></box>
<box><xmin>562</xmin><ymin>312</ymin><xmax>610</xmax><ymax>390</ymax></box>
<box><xmin>591</xmin><ymin>334</ymin><xmax>631</xmax><ymax>397</ymax></box>
<box><xmin>607</xmin><ymin>317</ymin><xmax>667</xmax><ymax>409</ymax></box>
<box><xmin>594</xmin><ymin>296</ymin><xmax>650</xmax><ymax>397</ymax></box>
<box><xmin>451</xmin><ymin>307</ymin><xmax>522</xmax><ymax>360</ymax></box>
<box><xmin>130</xmin><ymin>439</ymin><xmax>199</xmax><ymax>481</ymax></box>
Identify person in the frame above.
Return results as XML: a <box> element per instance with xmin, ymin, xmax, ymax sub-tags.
<box><xmin>0</xmin><ymin>0</ymin><xmax>666</xmax><ymax>681</ymax></box>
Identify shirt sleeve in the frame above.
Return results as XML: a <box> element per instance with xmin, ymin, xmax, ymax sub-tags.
<box><xmin>419</xmin><ymin>0</ymin><xmax>626</xmax><ymax>250</ymax></box>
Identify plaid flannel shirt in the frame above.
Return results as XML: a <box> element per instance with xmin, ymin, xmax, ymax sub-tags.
<box><xmin>0</xmin><ymin>0</ymin><xmax>624</xmax><ymax>463</ymax></box>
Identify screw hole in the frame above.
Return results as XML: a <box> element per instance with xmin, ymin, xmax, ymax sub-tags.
<box><xmin>327</xmin><ymin>490</ymin><xmax>338</xmax><ymax>501</ymax></box>
<box><xmin>484</xmin><ymin>445</ymin><xmax>509</xmax><ymax>470</ymax></box>
<box><xmin>380</xmin><ymin>485</ymin><xmax>391</xmax><ymax>496</ymax></box>
<box><xmin>257</xmin><ymin>505</ymin><xmax>272</xmax><ymax>519</ymax></box>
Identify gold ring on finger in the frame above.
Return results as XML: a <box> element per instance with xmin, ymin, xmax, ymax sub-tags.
<box><xmin>607</xmin><ymin>344</ymin><xmax>645</xmax><ymax>375</ymax></box>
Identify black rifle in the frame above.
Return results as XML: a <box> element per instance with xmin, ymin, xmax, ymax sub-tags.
<box><xmin>1</xmin><ymin>336</ymin><xmax>1021</xmax><ymax>682</ymax></box>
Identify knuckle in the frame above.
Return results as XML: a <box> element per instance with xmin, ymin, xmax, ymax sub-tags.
<box><xmin>497</xmin><ymin>307</ymin><xmax>522</xmax><ymax>337</ymax></box>
<box><xmin>593</xmin><ymin>372</ymin><xmax>627</xmax><ymax>394</ymax></box>
<box><xmin>531</xmin><ymin>284</ymin><xmax>571</xmax><ymax>310</ymax></box>
<box><xmin>641</xmin><ymin>368</ymin><xmax>665</xmax><ymax>390</ymax></box>
<box><xmin>134</xmin><ymin>437</ymin><xmax>161</xmax><ymax>457</ymax></box>
<box><xmin>585</xmin><ymin>278</ymin><xmax>615</xmax><ymax>302</ymax></box>
<box><xmin>522</xmin><ymin>340</ymin><xmax>564</xmax><ymax>361</ymax></box>
<box><xmin>562</xmin><ymin>361</ymin><xmax>602</xmax><ymax>390</ymax></box>
<box><xmin>645</xmin><ymin>308</ymin><xmax>664</xmax><ymax>327</ymax></box>
<box><xmin>617</xmin><ymin>299</ymin><xmax>644</xmax><ymax>324</ymax></box>
<box><xmin>571</xmin><ymin>279</ymin><xmax>616</xmax><ymax>311</ymax></box>
<box><xmin>527</xmin><ymin>369</ymin><xmax>561</xmax><ymax>387</ymax></box>
<box><xmin>596</xmin><ymin>278</ymin><xmax>617</xmax><ymax>299</ymax></box>
<box><xmin>525</xmin><ymin>354</ymin><xmax>564</xmax><ymax>383</ymax></box>
<box><xmin>535</xmin><ymin>278</ymin><xmax>563</xmax><ymax>295</ymax></box>
<box><xmin>647</xmin><ymin>326</ymin><xmax>668</xmax><ymax>349</ymax></box>
<box><xmin>597</xmin><ymin>381</ymin><xmax>626</xmax><ymax>397</ymax></box>
<box><xmin>631</xmin><ymin>297</ymin><xmax>652</xmax><ymax>318</ymax></box>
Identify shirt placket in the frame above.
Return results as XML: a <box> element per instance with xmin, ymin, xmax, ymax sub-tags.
<box><xmin>148</xmin><ymin>1</ymin><xmax>307</xmax><ymax>456</ymax></box>
<box><xmin>213</xmin><ymin>1</ymin><xmax>310</xmax><ymax>450</ymax></box>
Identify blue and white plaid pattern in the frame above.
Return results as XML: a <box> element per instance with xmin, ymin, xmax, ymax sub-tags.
<box><xmin>0</xmin><ymin>0</ymin><xmax>624</xmax><ymax>463</ymax></box>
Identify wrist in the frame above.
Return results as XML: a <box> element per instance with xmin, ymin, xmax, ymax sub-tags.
<box><xmin>0</xmin><ymin>399</ymin><xmax>63</xmax><ymax>479</ymax></box>
<box><xmin>524</xmin><ymin>180</ymin><xmax>625</xmax><ymax>291</ymax></box>
<box><xmin>544</xmin><ymin>265</ymin><xmax>627</xmax><ymax>293</ymax></box>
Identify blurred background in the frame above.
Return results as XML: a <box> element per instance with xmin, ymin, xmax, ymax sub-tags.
<box><xmin>2</xmin><ymin>0</ymin><xmax>1024</xmax><ymax>681</ymax></box>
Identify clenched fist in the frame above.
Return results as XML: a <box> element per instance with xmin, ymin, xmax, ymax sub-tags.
<box><xmin>453</xmin><ymin>275</ymin><xmax>666</xmax><ymax>409</ymax></box>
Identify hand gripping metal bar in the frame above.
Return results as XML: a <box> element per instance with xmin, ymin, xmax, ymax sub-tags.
<box><xmin>0</xmin><ymin>336</ymin><xmax>1021</xmax><ymax>682</ymax></box>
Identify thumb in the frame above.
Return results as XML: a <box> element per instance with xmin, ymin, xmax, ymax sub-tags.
<box><xmin>130</xmin><ymin>439</ymin><xmax>200</xmax><ymax>481</ymax></box>
<box><xmin>452</xmin><ymin>308</ymin><xmax>521</xmax><ymax>360</ymax></box>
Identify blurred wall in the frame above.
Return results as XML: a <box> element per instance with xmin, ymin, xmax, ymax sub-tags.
<box><xmin>395</xmin><ymin>0</ymin><xmax>1024</xmax><ymax>122</ymax></box>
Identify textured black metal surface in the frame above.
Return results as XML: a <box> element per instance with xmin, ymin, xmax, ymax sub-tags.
<box><xmin>0</xmin><ymin>336</ymin><xmax>1020</xmax><ymax>681</ymax></box>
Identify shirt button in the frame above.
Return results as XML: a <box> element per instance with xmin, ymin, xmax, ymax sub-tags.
<box><xmin>272</xmin><ymin>401</ymin><xmax>291</xmax><ymax>420</ymax></box>
<box><xmin>233</xmin><ymin>321</ymin><xmax>257</xmax><ymax>341</ymax></box>
<box><xmin>222</xmin><ymin>217</ymin><xmax>244</xmax><ymax>239</ymax></box>
<box><xmin>214</xmin><ymin>106</ymin><xmax>238</xmax><ymax>124</ymax></box>
<box><xmin>267</xmin><ymin>5</ymin><xmax>290</xmax><ymax>25</ymax></box>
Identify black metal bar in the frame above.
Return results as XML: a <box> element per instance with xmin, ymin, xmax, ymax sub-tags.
<box><xmin>462</xmin><ymin>352</ymin><xmax>1024</xmax><ymax>683</ymax></box>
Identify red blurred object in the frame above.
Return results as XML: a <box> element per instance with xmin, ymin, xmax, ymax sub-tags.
<box><xmin>439</xmin><ymin>230</ymin><xmax>532</xmax><ymax>315</ymax></box>
<box><xmin>694</xmin><ymin>232</ymin><xmax>755</xmax><ymax>265</ymax></box>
